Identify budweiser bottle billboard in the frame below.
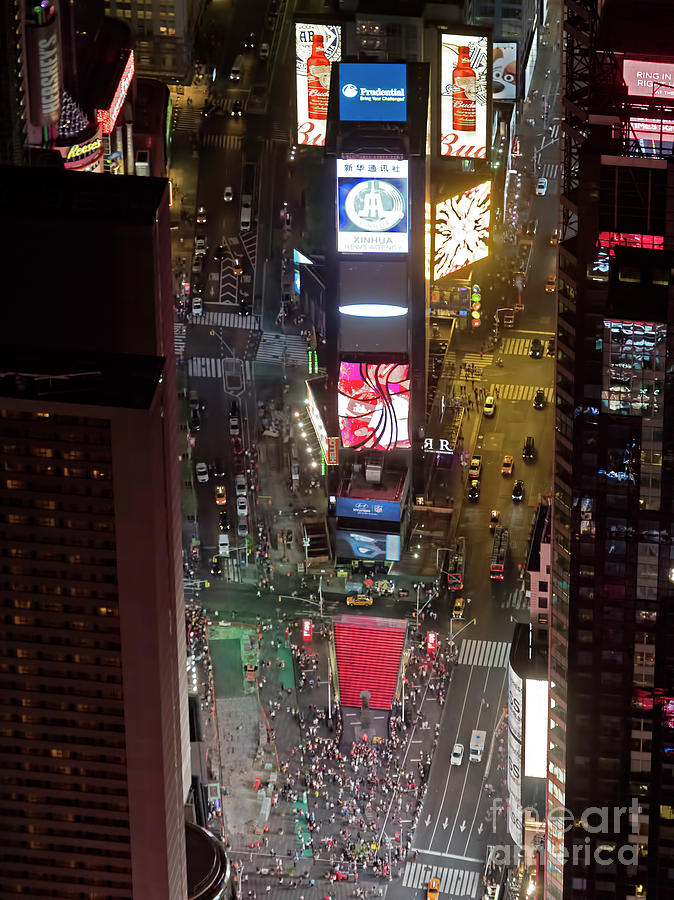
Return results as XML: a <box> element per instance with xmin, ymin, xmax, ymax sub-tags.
<box><xmin>307</xmin><ymin>35</ymin><xmax>330</xmax><ymax>120</ymax></box>
<box><xmin>453</xmin><ymin>46</ymin><xmax>476</xmax><ymax>131</ymax></box>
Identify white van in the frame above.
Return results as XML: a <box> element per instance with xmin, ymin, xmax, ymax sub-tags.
<box><xmin>240</xmin><ymin>197</ymin><xmax>252</xmax><ymax>232</ymax></box>
<box><xmin>230</xmin><ymin>54</ymin><xmax>244</xmax><ymax>81</ymax></box>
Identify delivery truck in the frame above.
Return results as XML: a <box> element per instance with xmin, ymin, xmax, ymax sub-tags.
<box><xmin>470</xmin><ymin>729</ymin><xmax>486</xmax><ymax>763</ymax></box>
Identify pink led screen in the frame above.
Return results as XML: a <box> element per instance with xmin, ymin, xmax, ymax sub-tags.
<box><xmin>338</xmin><ymin>362</ymin><xmax>410</xmax><ymax>451</ymax></box>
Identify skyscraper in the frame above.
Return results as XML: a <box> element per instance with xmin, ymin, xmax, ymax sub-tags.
<box><xmin>548</xmin><ymin>1</ymin><xmax>674</xmax><ymax>896</ymax></box>
<box><xmin>0</xmin><ymin>166</ymin><xmax>190</xmax><ymax>899</ymax></box>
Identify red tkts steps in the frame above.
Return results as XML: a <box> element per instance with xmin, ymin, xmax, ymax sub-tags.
<box><xmin>333</xmin><ymin>614</ymin><xmax>407</xmax><ymax>709</ymax></box>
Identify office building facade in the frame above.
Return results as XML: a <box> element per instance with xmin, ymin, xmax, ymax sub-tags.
<box><xmin>0</xmin><ymin>167</ymin><xmax>190</xmax><ymax>899</ymax></box>
<box><xmin>548</xmin><ymin>1</ymin><xmax>674</xmax><ymax>897</ymax></box>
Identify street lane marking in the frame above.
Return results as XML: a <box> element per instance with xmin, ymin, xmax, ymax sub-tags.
<box><xmin>457</xmin><ymin>640</ymin><xmax>510</xmax><ymax>668</ymax></box>
<box><xmin>402</xmin><ymin>862</ymin><xmax>481</xmax><ymax>896</ymax></box>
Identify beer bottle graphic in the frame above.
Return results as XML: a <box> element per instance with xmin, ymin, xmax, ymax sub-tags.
<box><xmin>453</xmin><ymin>45</ymin><xmax>476</xmax><ymax>131</ymax></box>
<box><xmin>307</xmin><ymin>34</ymin><xmax>331</xmax><ymax>120</ymax></box>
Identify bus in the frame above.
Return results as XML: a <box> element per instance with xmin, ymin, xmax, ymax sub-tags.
<box><xmin>490</xmin><ymin>526</ymin><xmax>509</xmax><ymax>579</ymax></box>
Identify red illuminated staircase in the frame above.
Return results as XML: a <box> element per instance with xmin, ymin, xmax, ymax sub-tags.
<box><xmin>333</xmin><ymin>614</ymin><xmax>407</xmax><ymax>710</ymax></box>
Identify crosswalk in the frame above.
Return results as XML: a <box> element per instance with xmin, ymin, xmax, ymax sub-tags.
<box><xmin>174</xmin><ymin>322</ymin><xmax>187</xmax><ymax>357</ymax></box>
<box><xmin>256</xmin><ymin>332</ymin><xmax>309</xmax><ymax>365</ymax></box>
<box><xmin>487</xmin><ymin>383</ymin><xmax>553</xmax><ymax>403</ymax></box>
<box><xmin>172</xmin><ymin>106</ymin><xmax>201</xmax><ymax>134</ymax></box>
<box><xmin>187</xmin><ymin>357</ymin><xmax>223</xmax><ymax>378</ymax></box>
<box><xmin>401</xmin><ymin>861</ymin><xmax>481</xmax><ymax>897</ymax></box>
<box><xmin>501</xmin><ymin>336</ymin><xmax>549</xmax><ymax>356</ymax></box>
<box><xmin>540</xmin><ymin>162</ymin><xmax>559</xmax><ymax>180</ymax></box>
<box><xmin>191</xmin><ymin>310</ymin><xmax>259</xmax><ymax>330</ymax></box>
<box><xmin>456</xmin><ymin>639</ymin><xmax>511</xmax><ymax>668</ymax></box>
<box><xmin>445</xmin><ymin>351</ymin><xmax>492</xmax><ymax>375</ymax></box>
<box><xmin>502</xmin><ymin>588</ymin><xmax>528</xmax><ymax>610</ymax></box>
<box><xmin>200</xmin><ymin>133</ymin><xmax>243</xmax><ymax>151</ymax></box>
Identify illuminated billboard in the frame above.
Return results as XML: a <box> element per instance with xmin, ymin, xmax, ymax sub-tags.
<box><xmin>493</xmin><ymin>43</ymin><xmax>517</xmax><ymax>101</ymax></box>
<box><xmin>97</xmin><ymin>50</ymin><xmax>135</xmax><ymax>134</ymax></box>
<box><xmin>295</xmin><ymin>23</ymin><xmax>342</xmax><ymax>147</ymax></box>
<box><xmin>440</xmin><ymin>33</ymin><xmax>489</xmax><ymax>159</ymax></box>
<box><xmin>338</xmin><ymin>362</ymin><xmax>410</xmax><ymax>451</ymax></box>
<box><xmin>622</xmin><ymin>59</ymin><xmax>674</xmax><ymax>99</ymax></box>
<box><xmin>335</xmin><ymin>530</ymin><xmax>401</xmax><ymax>561</ymax></box>
<box><xmin>306</xmin><ymin>380</ymin><xmax>328</xmax><ymax>458</ymax></box>
<box><xmin>434</xmin><ymin>181</ymin><xmax>491</xmax><ymax>279</ymax></box>
<box><xmin>337</xmin><ymin>158</ymin><xmax>408</xmax><ymax>254</ymax></box>
<box><xmin>339</xmin><ymin>63</ymin><xmax>407</xmax><ymax>121</ymax></box>
<box><xmin>335</xmin><ymin>497</ymin><xmax>401</xmax><ymax>522</ymax></box>
<box><xmin>524</xmin><ymin>678</ymin><xmax>548</xmax><ymax>778</ymax></box>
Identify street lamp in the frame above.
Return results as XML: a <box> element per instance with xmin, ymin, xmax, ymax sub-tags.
<box><xmin>449</xmin><ymin>615</ymin><xmax>477</xmax><ymax>649</ymax></box>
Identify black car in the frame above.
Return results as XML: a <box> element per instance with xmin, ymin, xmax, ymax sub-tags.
<box><xmin>547</xmin><ymin>338</ymin><xmax>555</xmax><ymax>357</ymax></box>
<box><xmin>190</xmin><ymin>409</ymin><xmax>200</xmax><ymax>432</ymax></box>
<box><xmin>533</xmin><ymin>389</ymin><xmax>546</xmax><ymax>410</ymax></box>
<box><xmin>244</xmin><ymin>31</ymin><xmax>256</xmax><ymax>48</ymax></box>
<box><xmin>524</xmin><ymin>218</ymin><xmax>538</xmax><ymax>235</ymax></box>
<box><xmin>238</xmin><ymin>301</ymin><xmax>251</xmax><ymax>316</ymax></box>
<box><xmin>212</xmin><ymin>458</ymin><xmax>226</xmax><ymax>478</ymax></box>
<box><xmin>529</xmin><ymin>338</ymin><xmax>543</xmax><ymax>359</ymax></box>
<box><xmin>230</xmin><ymin>100</ymin><xmax>243</xmax><ymax>118</ymax></box>
<box><xmin>210</xmin><ymin>555</ymin><xmax>223</xmax><ymax>577</ymax></box>
<box><xmin>523</xmin><ymin>436</ymin><xmax>535</xmax><ymax>460</ymax></box>
<box><xmin>213</xmin><ymin>245</ymin><xmax>225</xmax><ymax>262</ymax></box>
<box><xmin>468</xmin><ymin>479</ymin><xmax>480</xmax><ymax>502</ymax></box>
<box><xmin>192</xmin><ymin>280</ymin><xmax>204</xmax><ymax>296</ymax></box>
<box><xmin>218</xmin><ymin>511</ymin><xmax>230</xmax><ymax>532</ymax></box>
<box><xmin>512</xmin><ymin>480</ymin><xmax>525</xmax><ymax>502</ymax></box>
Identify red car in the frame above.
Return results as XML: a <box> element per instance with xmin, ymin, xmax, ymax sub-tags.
<box><xmin>231</xmin><ymin>437</ymin><xmax>244</xmax><ymax>455</ymax></box>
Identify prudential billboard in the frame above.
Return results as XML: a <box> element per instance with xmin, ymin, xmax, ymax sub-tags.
<box><xmin>339</xmin><ymin>63</ymin><xmax>407</xmax><ymax>121</ymax></box>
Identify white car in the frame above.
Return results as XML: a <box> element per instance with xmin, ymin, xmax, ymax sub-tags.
<box><xmin>235</xmin><ymin>474</ymin><xmax>247</xmax><ymax>497</ymax></box>
<box><xmin>259</xmin><ymin>43</ymin><xmax>270</xmax><ymax>60</ymax></box>
<box><xmin>451</xmin><ymin>743</ymin><xmax>464</xmax><ymax>766</ymax></box>
<box><xmin>223</xmin><ymin>185</ymin><xmax>233</xmax><ymax>202</ymax></box>
<box><xmin>195</xmin><ymin>462</ymin><xmax>209</xmax><ymax>483</ymax></box>
<box><xmin>229</xmin><ymin>415</ymin><xmax>240</xmax><ymax>436</ymax></box>
<box><xmin>236</xmin><ymin>495</ymin><xmax>249</xmax><ymax>517</ymax></box>
<box><xmin>218</xmin><ymin>532</ymin><xmax>230</xmax><ymax>556</ymax></box>
<box><xmin>192</xmin><ymin>296</ymin><xmax>203</xmax><ymax>316</ymax></box>
<box><xmin>535</xmin><ymin>176</ymin><xmax>548</xmax><ymax>196</ymax></box>
<box><xmin>237</xmin><ymin>521</ymin><xmax>249</xmax><ymax>538</ymax></box>
<box><xmin>483</xmin><ymin>395</ymin><xmax>495</xmax><ymax>417</ymax></box>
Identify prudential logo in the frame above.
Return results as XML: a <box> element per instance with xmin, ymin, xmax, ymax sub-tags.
<box><xmin>342</xmin><ymin>83</ymin><xmax>358</xmax><ymax>98</ymax></box>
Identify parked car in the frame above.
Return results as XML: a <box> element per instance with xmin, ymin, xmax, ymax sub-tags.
<box><xmin>235</xmin><ymin>474</ymin><xmax>247</xmax><ymax>496</ymax></box>
<box><xmin>259</xmin><ymin>42</ymin><xmax>270</xmax><ymax>60</ymax></box>
<box><xmin>451</xmin><ymin>744</ymin><xmax>465</xmax><ymax>766</ymax></box>
<box><xmin>237</xmin><ymin>521</ymin><xmax>249</xmax><ymax>538</ymax></box>
<box><xmin>536</xmin><ymin>176</ymin><xmax>548</xmax><ymax>196</ymax></box>
<box><xmin>231</xmin><ymin>437</ymin><xmax>244</xmax><ymax>455</ymax></box>
<box><xmin>195</xmin><ymin>462</ymin><xmax>209</xmax><ymax>483</ymax></box>
<box><xmin>236</xmin><ymin>495</ymin><xmax>249</xmax><ymax>517</ymax></box>
<box><xmin>195</xmin><ymin>234</ymin><xmax>207</xmax><ymax>252</ymax></box>
<box><xmin>533</xmin><ymin>389</ymin><xmax>546</xmax><ymax>409</ymax></box>
<box><xmin>229</xmin><ymin>415</ymin><xmax>240</xmax><ymax>436</ymax></box>
<box><xmin>529</xmin><ymin>338</ymin><xmax>543</xmax><ymax>359</ymax></box>
<box><xmin>512</xmin><ymin>480</ymin><xmax>525</xmax><ymax>502</ymax></box>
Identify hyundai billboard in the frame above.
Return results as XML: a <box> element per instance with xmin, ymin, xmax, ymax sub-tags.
<box><xmin>336</xmin><ymin>497</ymin><xmax>401</xmax><ymax>522</ymax></box>
<box><xmin>337</xmin><ymin>158</ymin><xmax>408</xmax><ymax>254</ymax></box>
<box><xmin>339</xmin><ymin>63</ymin><xmax>407</xmax><ymax>121</ymax></box>
<box><xmin>439</xmin><ymin>32</ymin><xmax>489</xmax><ymax>159</ymax></box>
<box><xmin>295</xmin><ymin>23</ymin><xmax>342</xmax><ymax>147</ymax></box>
<box><xmin>336</xmin><ymin>529</ymin><xmax>401</xmax><ymax>562</ymax></box>
<box><xmin>338</xmin><ymin>361</ymin><xmax>410</xmax><ymax>451</ymax></box>
<box><xmin>434</xmin><ymin>180</ymin><xmax>491</xmax><ymax>279</ymax></box>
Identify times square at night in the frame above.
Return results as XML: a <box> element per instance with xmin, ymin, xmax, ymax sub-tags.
<box><xmin>2</xmin><ymin>0</ymin><xmax>674</xmax><ymax>899</ymax></box>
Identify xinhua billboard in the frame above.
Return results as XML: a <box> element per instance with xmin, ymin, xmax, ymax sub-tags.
<box><xmin>336</xmin><ymin>158</ymin><xmax>408</xmax><ymax>254</ymax></box>
<box><xmin>439</xmin><ymin>32</ymin><xmax>489</xmax><ymax>159</ymax></box>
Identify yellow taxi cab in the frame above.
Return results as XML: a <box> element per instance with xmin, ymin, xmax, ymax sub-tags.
<box><xmin>427</xmin><ymin>876</ymin><xmax>440</xmax><ymax>900</ymax></box>
<box><xmin>215</xmin><ymin>484</ymin><xmax>227</xmax><ymax>506</ymax></box>
<box><xmin>346</xmin><ymin>593</ymin><xmax>373</xmax><ymax>607</ymax></box>
<box><xmin>452</xmin><ymin>596</ymin><xmax>466</xmax><ymax>619</ymax></box>
<box><xmin>545</xmin><ymin>273</ymin><xmax>556</xmax><ymax>293</ymax></box>
<box><xmin>501</xmin><ymin>455</ymin><xmax>514</xmax><ymax>476</ymax></box>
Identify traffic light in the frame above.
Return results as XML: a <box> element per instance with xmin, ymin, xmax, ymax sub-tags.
<box><xmin>471</xmin><ymin>284</ymin><xmax>481</xmax><ymax>328</ymax></box>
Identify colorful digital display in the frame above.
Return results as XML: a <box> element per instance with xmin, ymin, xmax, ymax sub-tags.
<box><xmin>337</xmin><ymin>159</ymin><xmax>408</xmax><ymax>254</ymax></box>
<box><xmin>335</xmin><ymin>497</ymin><xmax>401</xmax><ymax>522</ymax></box>
<box><xmin>493</xmin><ymin>43</ymin><xmax>517</xmax><ymax>101</ymax></box>
<box><xmin>295</xmin><ymin>23</ymin><xmax>342</xmax><ymax>147</ymax></box>
<box><xmin>440</xmin><ymin>32</ymin><xmax>489</xmax><ymax>159</ymax></box>
<box><xmin>335</xmin><ymin>530</ymin><xmax>401</xmax><ymax>561</ymax></box>
<box><xmin>339</xmin><ymin>63</ymin><xmax>407</xmax><ymax>121</ymax></box>
<box><xmin>338</xmin><ymin>362</ymin><xmax>410</xmax><ymax>451</ymax></box>
<box><xmin>434</xmin><ymin>181</ymin><xmax>491</xmax><ymax>279</ymax></box>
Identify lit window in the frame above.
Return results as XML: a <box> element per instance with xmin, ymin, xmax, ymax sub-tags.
<box><xmin>6</xmin><ymin>479</ymin><xmax>26</xmax><ymax>490</ymax></box>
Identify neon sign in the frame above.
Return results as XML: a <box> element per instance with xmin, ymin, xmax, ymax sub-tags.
<box><xmin>66</xmin><ymin>136</ymin><xmax>102</xmax><ymax>161</ymax></box>
<box><xmin>97</xmin><ymin>50</ymin><xmax>135</xmax><ymax>134</ymax></box>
